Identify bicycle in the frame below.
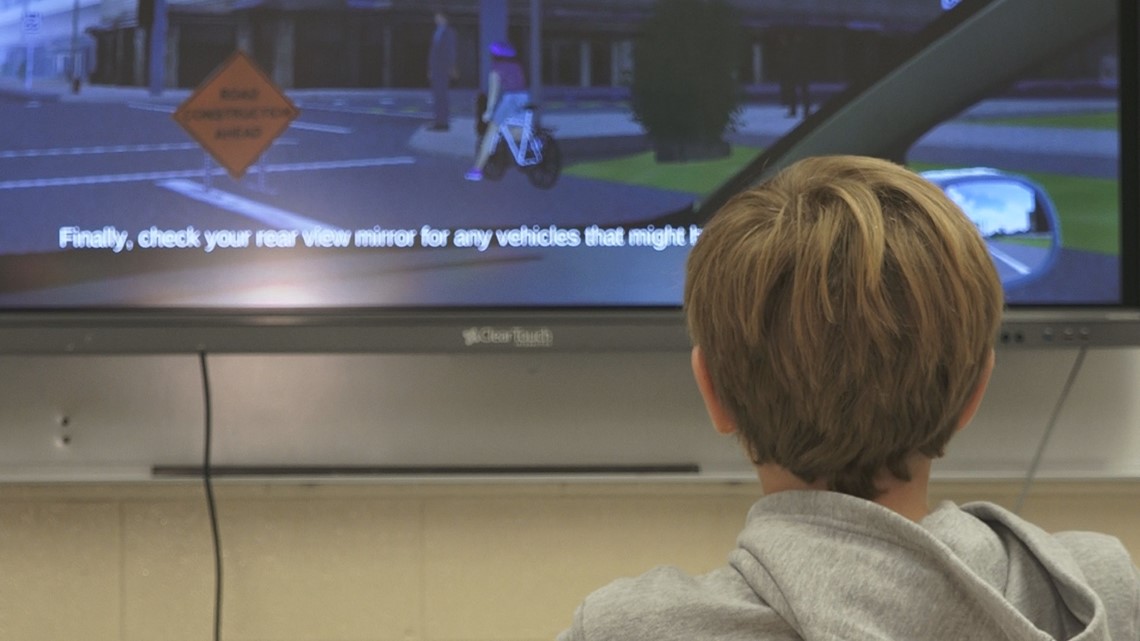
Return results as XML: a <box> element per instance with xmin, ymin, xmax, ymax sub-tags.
<box><xmin>480</xmin><ymin>106</ymin><xmax>562</xmax><ymax>189</ymax></box>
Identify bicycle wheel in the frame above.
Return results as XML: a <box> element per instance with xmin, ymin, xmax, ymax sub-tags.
<box><xmin>525</xmin><ymin>131</ymin><xmax>561</xmax><ymax>190</ymax></box>
<box><xmin>483</xmin><ymin>144</ymin><xmax>510</xmax><ymax>181</ymax></box>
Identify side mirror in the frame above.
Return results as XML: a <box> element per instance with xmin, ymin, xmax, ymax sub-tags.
<box><xmin>922</xmin><ymin>168</ymin><xmax>1060</xmax><ymax>287</ymax></box>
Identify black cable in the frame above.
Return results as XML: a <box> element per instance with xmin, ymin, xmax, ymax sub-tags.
<box><xmin>199</xmin><ymin>351</ymin><xmax>223</xmax><ymax>641</ymax></box>
<box><xmin>1013</xmin><ymin>344</ymin><xmax>1088</xmax><ymax>515</ymax></box>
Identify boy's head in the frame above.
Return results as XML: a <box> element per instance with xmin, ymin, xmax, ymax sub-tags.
<box><xmin>685</xmin><ymin>155</ymin><xmax>1002</xmax><ymax>499</ymax></box>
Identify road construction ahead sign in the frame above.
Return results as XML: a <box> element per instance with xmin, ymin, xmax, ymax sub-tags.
<box><xmin>173</xmin><ymin>50</ymin><xmax>299</xmax><ymax>179</ymax></box>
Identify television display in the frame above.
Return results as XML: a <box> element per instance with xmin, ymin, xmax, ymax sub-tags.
<box><xmin>0</xmin><ymin>0</ymin><xmax>1133</xmax><ymax>352</ymax></box>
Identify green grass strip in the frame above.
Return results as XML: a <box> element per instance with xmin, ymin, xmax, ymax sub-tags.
<box><xmin>1022</xmin><ymin>171</ymin><xmax>1119</xmax><ymax>255</ymax></box>
<box><xmin>564</xmin><ymin>145</ymin><xmax>761</xmax><ymax>196</ymax></box>
<box><xmin>975</xmin><ymin>111</ymin><xmax>1117</xmax><ymax>130</ymax></box>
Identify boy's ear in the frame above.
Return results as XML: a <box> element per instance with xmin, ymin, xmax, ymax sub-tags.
<box><xmin>691</xmin><ymin>346</ymin><xmax>738</xmax><ymax>436</ymax></box>
<box><xmin>956</xmin><ymin>349</ymin><xmax>996</xmax><ymax>433</ymax></box>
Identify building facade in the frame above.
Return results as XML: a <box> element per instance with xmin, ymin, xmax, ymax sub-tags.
<box><xmin>2</xmin><ymin>0</ymin><xmax>1111</xmax><ymax>94</ymax></box>
<box><xmin>80</xmin><ymin>0</ymin><xmax>947</xmax><ymax>91</ymax></box>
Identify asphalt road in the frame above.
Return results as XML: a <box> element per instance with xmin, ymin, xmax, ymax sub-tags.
<box><xmin>0</xmin><ymin>87</ymin><xmax>1124</xmax><ymax>307</ymax></box>
<box><xmin>0</xmin><ymin>97</ymin><xmax>696</xmax><ymax>307</ymax></box>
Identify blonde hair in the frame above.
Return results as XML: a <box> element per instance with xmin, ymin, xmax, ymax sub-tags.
<box><xmin>685</xmin><ymin>155</ymin><xmax>1002</xmax><ymax>499</ymax></box>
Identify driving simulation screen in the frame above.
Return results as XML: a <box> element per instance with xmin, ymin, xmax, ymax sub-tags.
<box><xmin>0</xmin><ymin>1</ymin><xmax>1123</xmax><ymax>310</ymax></box>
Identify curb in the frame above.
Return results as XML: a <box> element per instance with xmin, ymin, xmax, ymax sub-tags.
<box><xmin>408</xmin><ymin>128</ymin><xmax>649</xmax><ymax>162</ymax></box>
<box><xmin>0</xmin><ymin>87</ymin><xmax>61</xmax><ymax>103</ymax></box>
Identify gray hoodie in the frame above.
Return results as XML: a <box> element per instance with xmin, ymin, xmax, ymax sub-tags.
<box><xmin>558</xmin><ymin>491</ymin><xmax>1140</xmax><ymax>641</ymax></box>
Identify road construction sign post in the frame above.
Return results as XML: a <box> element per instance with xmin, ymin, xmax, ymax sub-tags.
<box><xmin>22</xmin><ymin>11</ymin><xmax>42</xmax><ymax>91</ymax></box>
<box><xmin>173</xmin><ymin>50</ymin><xmax>299</xmax><ymax>181</ymax></box>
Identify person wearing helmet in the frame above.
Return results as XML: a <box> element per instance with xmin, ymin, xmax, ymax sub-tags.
<box><xmin>465</xmin><ymin>41</ymin><xmax>529</xmax><ymax>181</ymax></box>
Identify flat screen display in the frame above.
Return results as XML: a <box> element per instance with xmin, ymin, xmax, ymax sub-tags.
<box><xmin>0</xmin><ymin>0</ymin><xmax>1131</xmax><ymax>342</ymax></box>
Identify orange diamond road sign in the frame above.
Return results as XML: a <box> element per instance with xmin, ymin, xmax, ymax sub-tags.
<box><xmin>173</xmin><ymin>50</ymin><xmax>299</xmax><ymax>179</ymax></box>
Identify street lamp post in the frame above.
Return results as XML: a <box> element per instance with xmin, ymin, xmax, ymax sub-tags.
<box><xmin>529</xmin><ymin>0</ymin><xmax>541</xmax><ymax>108</ymax></box>
<box><xmin>71</xmin><ymin>0</ymin><xmax>80</xmax><ymax>92</ymax></box>
<box><xmin>148</xmin><ymin>0</ymin><xmax>167</xmax><ymax>96</ymax></box>
<box><xmin>22</xmin><ymin>0</ymin><xmax>33</xmax><ymax>91</ymax></box>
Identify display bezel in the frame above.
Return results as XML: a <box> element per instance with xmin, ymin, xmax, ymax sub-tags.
<box><xmin>0</xmin><ymin>0</ymin><xmax>1133</xmax><ymax>353</ymax></box>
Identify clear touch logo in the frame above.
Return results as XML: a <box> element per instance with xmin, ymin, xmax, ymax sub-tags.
<box><xmin>462</xmin><ymin>326</ymin><xmax>555</xmax><ymax>348</ymax></box>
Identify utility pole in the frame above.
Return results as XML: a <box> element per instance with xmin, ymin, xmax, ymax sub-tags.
<box><xmin>478</xmin><ymin>0</ymin><xmax>507</xmax><ymax>91</ymax></box>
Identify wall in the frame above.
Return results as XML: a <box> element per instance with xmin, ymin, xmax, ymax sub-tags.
<box><xmin>0</xmin><ymin>346</ymin><xmax>1138</xmax><ymax>639</ymax></box>
<box><xmin>0</xmin><ymin>480</ymin><xmax>1138</xmax><ymax>641</ymax></box>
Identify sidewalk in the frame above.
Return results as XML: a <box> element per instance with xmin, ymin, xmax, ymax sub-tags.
<box><xmin>408</xmin><ymin>106</ymin><xmax>804</xmax><ymax>159</ymax></box>
<box><xmin>0</xmin><ymin>76</ymin><xmax>191</xmax><ymax>104</ymax></box>
<box><xmin>407</xmin><ymin>112</ymin><xmax>648</xmax><ymax>160</ymax></box>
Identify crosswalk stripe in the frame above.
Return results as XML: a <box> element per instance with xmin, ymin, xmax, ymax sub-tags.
<box><xmin>157</xmin><ymin>178</ymin><xmax>328</xmax><ymax>229</ymax></box>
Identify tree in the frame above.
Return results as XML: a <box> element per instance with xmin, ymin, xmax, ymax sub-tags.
<box><xmin>631</xmin><ymin>0</ymin><xmax>744</xmax><ymax>162</ymax></box>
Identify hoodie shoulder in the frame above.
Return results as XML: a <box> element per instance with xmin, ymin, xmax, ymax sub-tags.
<box><xmin>556</xmin><ymin>565</ymin><xmax>799</xmax><ymax>641</ymax></box>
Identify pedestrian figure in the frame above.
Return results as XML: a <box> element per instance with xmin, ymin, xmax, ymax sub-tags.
<box><xmin>427</xmin><ymin>9</ymin><xmax>458</xmax><ymax>131</ymax></box>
